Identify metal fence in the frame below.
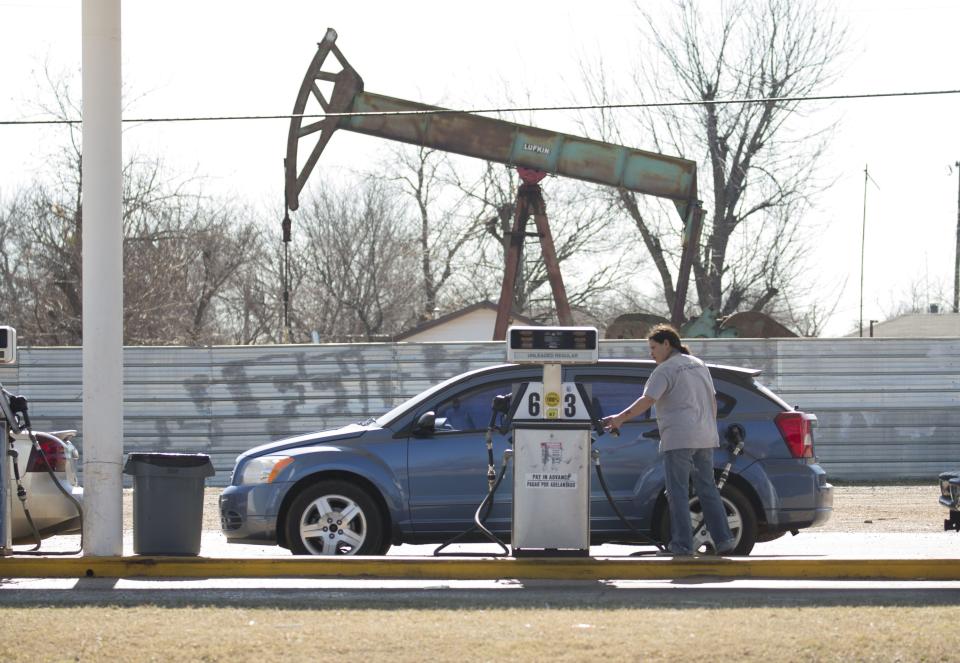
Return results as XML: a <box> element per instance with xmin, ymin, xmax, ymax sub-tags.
<box><xmin>1</xmin><ymin>338</ymin><xmax>957</xmax><ymax>484</ymax></box>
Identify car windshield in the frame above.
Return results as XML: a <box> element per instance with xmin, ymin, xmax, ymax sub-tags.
<box><xmin>373</xmin><ymin>370</ymin><xmax>486</xmax><ymax>428</ymax></box>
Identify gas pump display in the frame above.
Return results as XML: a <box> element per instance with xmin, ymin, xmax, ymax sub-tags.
<box><xmin>507</xmin><ymin>326</ymin><xmax>597</xmax><ymax>364</ymax></box>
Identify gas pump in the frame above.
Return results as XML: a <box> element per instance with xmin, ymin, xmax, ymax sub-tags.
<box><xmin>506</xmin><ymin>326</ymin><xmax>598</xmax><ymax>557</ymax></box>
<box><xmin>0</xmin><ymin>326</ymin><xmax>18</xmax><ymax>555</ymax></box>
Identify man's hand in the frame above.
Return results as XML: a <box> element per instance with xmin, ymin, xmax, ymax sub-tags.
<box><xmin>602</xmin><ymin>414</ymin><xmax>622</xmax><ymax>435</ymax></box>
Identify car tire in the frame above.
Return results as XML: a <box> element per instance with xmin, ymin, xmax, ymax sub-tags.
<box><xmin>284</xmin><ymin>480</ymin><xmax>386</xmax><ymax>556</ymax></box>
<box><xmin>658</xmin><ymin>484</ymin><xmax>757</xmax><ymax>556</ymax></box>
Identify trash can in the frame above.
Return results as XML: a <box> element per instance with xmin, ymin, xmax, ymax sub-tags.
<box><xmin>123</xmin><ymin>453</ymin><xmax>215</xmax><ymax>556</ymax></box>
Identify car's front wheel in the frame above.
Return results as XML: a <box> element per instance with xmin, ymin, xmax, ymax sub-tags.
<box><xmin>658</xmin><ymin>484</ymin><xmax>757</xmax><ymax>555</ymax></box>
<box><xmin>284</xmin><ymin>480</ymin><xmax>387</xmax><ymax>555</ymax></box>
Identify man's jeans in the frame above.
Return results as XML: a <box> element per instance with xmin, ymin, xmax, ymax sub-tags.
<box><xmin>663</xmin><ymin>447</ymin><xmax>735</xmax><ymax>554</ymax></box>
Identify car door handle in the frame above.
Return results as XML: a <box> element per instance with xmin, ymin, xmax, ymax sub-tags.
<box><xmin>642</xmin><ymin>429</ymin><xmax>660</xmax><ymax>439</ymax></box>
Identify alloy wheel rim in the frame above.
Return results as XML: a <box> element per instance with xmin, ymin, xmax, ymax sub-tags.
<box><xmin>688</xmin><ymin>495</ymin><xmax>742</xmax><ymax>551</ymax></box>
<box><xmin>298</xmin><ymin>493</ymin><xmax>368</xmax><ymax>555</ymax></box>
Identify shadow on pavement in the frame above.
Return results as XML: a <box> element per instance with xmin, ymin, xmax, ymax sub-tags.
<box><xmin>2</xmin><ymin>579</ymin><xmax>960</xmax><ymax>609</ymax></box>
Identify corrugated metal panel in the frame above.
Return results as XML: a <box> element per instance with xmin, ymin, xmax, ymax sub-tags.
<box><xmin>2</xmin><ymin>338</ymin><xmax>958</xmax><ymax>485</ymax></box>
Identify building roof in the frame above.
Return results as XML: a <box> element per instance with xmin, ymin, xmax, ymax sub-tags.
<box><xmin>393</xmin><ymin>301</ymin><xmax>536</xmax><ymax>341</ymax></box>
<box><xmin>847</xmin><ymin>312</ymin><xmax>960</xmax><ymax>338</ymax></box>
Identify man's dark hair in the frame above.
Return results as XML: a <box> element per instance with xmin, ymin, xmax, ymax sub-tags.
<box><xmin>647</xmin><ymin>324</ymin><xmax>690</xmax><ymax>355</ymax></box>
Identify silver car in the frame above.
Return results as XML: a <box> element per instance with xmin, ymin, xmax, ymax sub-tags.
<box><xmin>7</xmin><ymin>428</ymin><xmax>83</xmax><ymax>543</ymax></box>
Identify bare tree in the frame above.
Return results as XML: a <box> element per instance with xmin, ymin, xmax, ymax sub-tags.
<box><xmin>217</xmin><ymin>231</ymin><xmax>284</xmax><ymax>345</ymax></box>
<box><xmin>579</xmin><ymin>0</ymin><xmax>846</xmax><ymax>323</ymax></box>
<box><xmin>121</xmin><ymin>186</ymin><xmax>262</xmax><ymax>345</ymax></box>
<box><xmin>381</xmin><ymin>146</ymin><xmax>480</xmax><ymax>321</ymax></box>
<box><xmin>882</xmin><ymin>277</ymin><xmax>952</xmax><ymax>320</ymax></box>
<box><xmin>294</xmin><ymin>179</ymin><xmax>420</xmax><ymax>341</ymax></box>
<box><xmin>1</xmin><ymin>69</ymin><xmax>269</xmax><ymax>346</ymax></box>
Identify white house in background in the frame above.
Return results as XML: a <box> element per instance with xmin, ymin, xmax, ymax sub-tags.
<box><xmin>846</xmin><ymin>311</ymin><xmax>960</xmax><ymax>337</ymax></box>
<box><xmin>394</xmin><ymin>301</ymin><xmax>536</xmax><ymax>342</ymax></box>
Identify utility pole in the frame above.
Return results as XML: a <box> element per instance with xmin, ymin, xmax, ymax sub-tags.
<box><xmin>954</xmin><ymin>161</ymin><xmax>959</xmax><ymax>313</ymax></box>
<box><xmin>860</xmin><ymin>165</ymin><xmax>880</xmax><ymax>337</ymax></box>
<box><xmin>860</xmin><ymin>166</ymin><xmax>868</xmax><ymax>337</ymax></box>
<box><xmin>82</xmin><ymin>0</ymin><xmax>123</xmax><ymax>557</ymax></box>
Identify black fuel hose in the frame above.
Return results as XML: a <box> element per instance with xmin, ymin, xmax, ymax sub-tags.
<box><xmin>591</xmin><ymin>449</ymin><xmax>665</xmax><ymax>553</ymax></box>
<box><xmin>8</xmin><ymin>446</ymin><xmax>42</xmax><ymax>551</ymax></box>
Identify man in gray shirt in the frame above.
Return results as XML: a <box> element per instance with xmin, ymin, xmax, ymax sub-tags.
<box><xmin>602</xmin><ymin>324</ymin><xmax>735</xmax><ymax>556</ymax></box>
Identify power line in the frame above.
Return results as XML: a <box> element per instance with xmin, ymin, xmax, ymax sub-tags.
<box><xmin>2</xmin><ymin>87</ymin><xmax>960</xmax><ymax>126</ymax></box>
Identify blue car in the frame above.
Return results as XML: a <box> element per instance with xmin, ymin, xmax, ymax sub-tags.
<box><xmin>220</xmin><ymin>360</ymin><xmax>833</xmax><ymax>555</ymax></box>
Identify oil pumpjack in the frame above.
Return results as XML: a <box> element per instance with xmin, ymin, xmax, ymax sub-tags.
<box><xmin>283</xmin><ymin>29</ymin><xmax>703</xmax><ymax>335</ymax></box>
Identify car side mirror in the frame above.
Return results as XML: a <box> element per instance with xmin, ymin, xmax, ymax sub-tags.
<box><xmin>413</xmin><ymin>411</ymin><xmax>436</xmax><ymax>436</ymax></box>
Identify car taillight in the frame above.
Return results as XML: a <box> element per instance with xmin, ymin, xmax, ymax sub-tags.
<box><xmin>774</xmin><ymin>411</ymin><xmax>814</xmax><ymax>458</ymax></box>
<box><xmin>26</xmin><ymin>433</ymin><xmax>68</xmax><ymax>472</ymax></box>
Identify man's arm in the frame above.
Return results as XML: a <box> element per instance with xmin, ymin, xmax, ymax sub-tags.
<box><xmin>602</xmin><ymin>394</ymin><xmax>656</xmax><ymax>432</ymax></box>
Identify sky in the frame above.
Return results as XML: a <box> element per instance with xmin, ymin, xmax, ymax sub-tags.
<box><xmin>1</xmin><ymin>0</ymin><xmax>959</xmax><ymax>337</ymax></box>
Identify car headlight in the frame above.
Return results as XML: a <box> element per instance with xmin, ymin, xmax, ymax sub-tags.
<box><xmin>240</xmin><ymin>455</ymin><xmax>294</xmax><ymax>485</ymax></box>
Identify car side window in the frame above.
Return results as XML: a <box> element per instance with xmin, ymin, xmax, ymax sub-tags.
<box><xmin>576</xmin><ymin>378</ymin><xmax>650</xmax><ymax>422</ymax></box>
<box><xmin>434</xmin><ymin>383</ymin><xmax>512</xmax><ymax>433</ymax></box>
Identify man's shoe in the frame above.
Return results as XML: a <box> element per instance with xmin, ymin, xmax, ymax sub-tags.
<box><xmin>712</xmin><ymin>542</ymin><xmax>737</xmax><ymax>556</ymax></box>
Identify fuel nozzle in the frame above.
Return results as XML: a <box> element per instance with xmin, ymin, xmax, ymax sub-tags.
<box><xmin>484</xmin><ymin>393</ymin><xmax>513</xmax><ymax>490</ymax></box>
<box><xmin>7</xmin><ymin>393</ymin><xmax>30</xmax><ymax>428</ymax></box>
<box><xmin>725</xmin><ymin>423</ymin><xmax>745</xmax><ymax>447</ymax></box>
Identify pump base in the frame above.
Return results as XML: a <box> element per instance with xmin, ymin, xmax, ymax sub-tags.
<box><xmin>513</xmin><ymin>548</ymin><xmax>589</xmax><ymax>558</ymax></box>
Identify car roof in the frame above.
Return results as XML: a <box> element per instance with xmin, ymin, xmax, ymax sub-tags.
<box><xmin>378</xmin><ymin>358</ymin><xmax>765</xmax><ymax>428</ymax></box>
<box><xmin>466</xmin><ymin>359</ymin><xmax>762</xmax><ymax>379</ymax></box>
<box><xmin>597</xmin><ymin>358</ymin><xmax>762</xmax><ymax>378</ymax></box>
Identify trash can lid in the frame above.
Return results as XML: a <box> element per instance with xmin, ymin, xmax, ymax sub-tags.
<box><xmin>123</xmin><ymin>452</ymin><xmax>215</xmax><ymax>477</ymax></box>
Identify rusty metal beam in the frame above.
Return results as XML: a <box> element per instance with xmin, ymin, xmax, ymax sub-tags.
<box><xmin>339</xmin><ymin>92</ymin><xmax>699</xmax><ymax>220</ymax></box>
<box><xmin>284</xmin><ymin>30</ymin><xmax>699</xmax><ymax>222</ymax></box>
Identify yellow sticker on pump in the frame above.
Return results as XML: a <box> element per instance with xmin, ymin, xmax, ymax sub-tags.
<box><xmin>544</xmin><ymin>392</ymin><xmax>560</xmax><ymax>407</ymax></box>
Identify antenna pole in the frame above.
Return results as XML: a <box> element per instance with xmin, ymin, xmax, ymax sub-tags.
<box><xmin>953</xmin><ymin>161</ymin><xmax>959</xmax><ymax>313</ymax></box>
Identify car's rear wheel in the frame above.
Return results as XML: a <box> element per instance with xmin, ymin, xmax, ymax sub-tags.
<box><xmin>284</xmin><ymin>480</ymin><xmax>386</xmax><ymax>556</ymax></box>
<box><xmin>658</xmin><ymin>484</ymin><xmax>757</xmax><ymax>555</ymax></box>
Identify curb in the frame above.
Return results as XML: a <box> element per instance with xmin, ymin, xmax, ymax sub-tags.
<box><xmin>1</xmin><ymin>556</ymin><xmax>958</xmax><ymax>580</ymax></box>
